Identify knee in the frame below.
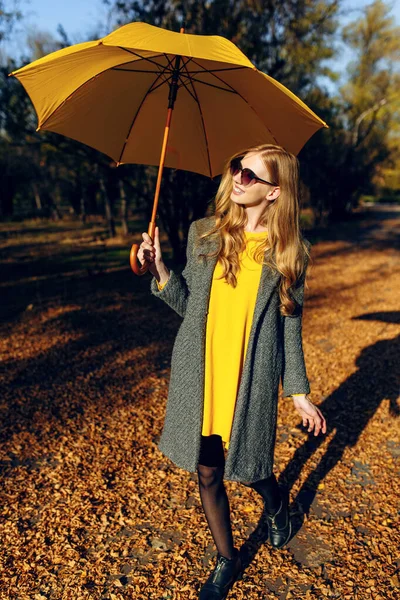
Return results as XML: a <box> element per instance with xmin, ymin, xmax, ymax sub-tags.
<box><xmin>197</xmin><ymin>464</ymin><xmax>223</xmax><ymax>490</ymax></box>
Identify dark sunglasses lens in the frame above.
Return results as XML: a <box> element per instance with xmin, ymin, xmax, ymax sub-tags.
<box><xmin>230</xmin><ymin>158</ymin><xmax>240</xmax><ymax>176</ymax></box>
<box><xmin>241</xmin><ymin>168</ymin><xmax>256</xmax><ymax>186</ymax></box>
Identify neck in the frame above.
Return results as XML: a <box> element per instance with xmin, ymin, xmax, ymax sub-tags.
<box><xmin>244</xmin><ymin>201</ymin><xmax>269</xmax><ymax>232</ymax></box>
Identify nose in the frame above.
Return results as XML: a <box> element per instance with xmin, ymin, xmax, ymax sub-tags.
<box><xmin>232</xmin><ymin>170</ymin><xmax>242</xmax><ymax>185</ymax></box>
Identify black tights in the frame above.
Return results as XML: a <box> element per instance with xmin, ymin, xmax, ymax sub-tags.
<box><xmin>197</xmin><ymin>435</ymin><xmax>282</xmax><ymax>560</ymax></box>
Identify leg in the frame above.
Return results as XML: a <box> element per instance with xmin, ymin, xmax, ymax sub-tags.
<box><xmin>197</xmin><ymin>435</ymin><xmax>234</xmax><ymax>560</ymax></box>
<box><xmin>244</xmin><ymin>474</ymin><xmax>291</xmax><ymax>549</ymax></box>
<box><xmin>197</xmin><ymin>435</ymin><xmax>242</xmax><ymax>599</ymax></box>
<box><xmin>245</xmin><ymin>472</ymin><xmax>281</xmax><ymax>512</ymax></box>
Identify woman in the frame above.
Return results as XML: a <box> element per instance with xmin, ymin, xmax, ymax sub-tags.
<box><xmin>138</xmin><ymin>144</ymin><xmax>327</xmax><ymax>600</ymax></box>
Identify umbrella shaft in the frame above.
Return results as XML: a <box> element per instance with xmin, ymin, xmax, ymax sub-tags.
<box><xmin>150</xmin><ymin>107</ymin><xmax>173</xmax><ymax>230</ymax></box>
<box><xmin>150</xmin><ymin>53</ymin><xmax>182</xmax><ymax>236</ymax></box>
<box><xmin>168</xmin><ymin>55</ymin><xmax>181</xmax><ymax>110</ymax></box>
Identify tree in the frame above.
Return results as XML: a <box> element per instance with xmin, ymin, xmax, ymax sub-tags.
<box><xmin>337</xmin><ymin>0</ymin><xmax>400</xmax><ymax>215</ymax></box>
<box><xmin>1</xmin><ymin>30</ymin><xmax>137</xmax><ymax>227</ymax></box>
<box><xmin>0</xmin><ymin>0</ymin><xmax>22</xmax><ymax>44</ymax></box>
<box><xmin>25</xmin><ymin>29</ymin><xmax>62</xmax><ymax>62</ymax></box>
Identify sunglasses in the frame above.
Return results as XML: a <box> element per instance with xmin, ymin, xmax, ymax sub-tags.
<box><xmin>230</xmin><ymin>157</ymin><xmax>277</xmax><ymax>187</ymax></box>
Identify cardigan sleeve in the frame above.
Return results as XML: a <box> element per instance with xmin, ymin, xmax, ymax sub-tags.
<box><xmin>149</xmin><ymin>220</ymin><xmax>196</xmax><ymax>318</ymax></box>
<box><xmin>281</xmin><ymin>241</ymin><xmax>312</xmax><ymax>398</ymax></box>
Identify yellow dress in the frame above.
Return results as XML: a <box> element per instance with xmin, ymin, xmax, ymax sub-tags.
<box><xmin>202</xmin><ymin>230</ymin><xmax>267</xmax><ymax>450</ymax></box>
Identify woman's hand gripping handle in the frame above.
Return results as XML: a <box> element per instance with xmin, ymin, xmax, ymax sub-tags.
<box><xmin>137</xmin><ymin>226</ymin><xmax>170</xmax><ymax>286</ymax></box>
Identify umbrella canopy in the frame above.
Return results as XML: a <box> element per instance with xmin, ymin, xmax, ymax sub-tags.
<box><xmin>10</xmin><ymin>21</ymin><xmax>328</xmax><ymax>178</ymax></box>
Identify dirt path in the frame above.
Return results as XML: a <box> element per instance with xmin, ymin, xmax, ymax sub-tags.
<box><xmin>0</xmin><ymin>204</ymin><xmax>399</xmax><ymax>599</ymax></box>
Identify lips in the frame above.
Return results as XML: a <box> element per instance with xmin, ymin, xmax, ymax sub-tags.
<box><xmin>232</xmin><ymin>185</ymin><xmax>244</xmax><ymax>195</ymax></box>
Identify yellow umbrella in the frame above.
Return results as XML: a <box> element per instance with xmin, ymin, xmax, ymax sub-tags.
<box><xmin>9</xmin><ymin>21</ymin><xmax>328</xmax><ymax>274</ymax></box>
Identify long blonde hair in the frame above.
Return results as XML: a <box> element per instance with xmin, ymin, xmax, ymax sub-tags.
<box><xmin>197</xmin><ymin>143</ymin><xmax>311</xmax><ymax>317</ymax></box>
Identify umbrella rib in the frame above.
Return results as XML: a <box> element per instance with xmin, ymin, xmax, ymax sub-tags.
<box><xmin>116</xmin><ymin>69</ymin><xmax>168</xmax><ymax>165</ymax></box>
<box><xmin>112</xmin><ymin>68</ymin><xmax>166</xmax><ymax>74</ymax></box>
<box><xmin>187</xmin><ymin>66</ymin><xmax>248</xmax><ymax>74</ymax></box>
<box><xmin>118</xmin><ymin>48</ymin><xmax>170</xmax><ymax>71</ymax></box>
<box><xmin>182</xmin><ymin>63</ymin><xmax>213</xmax><ymax>179</ymax></box>
<box><xmin>148</xmin><ymin>76</ymin><xmax>172</xmax><ymax>95</ymax></box>
<box><xmin>181</xmin><ymin>56</ymin><xmax>194</xmax><ymax>69</ymax></box>
<box><xmin>110</xmin><ymin>53</ymin><xmax>174</xmax><ymax>77</ymax></box>
<box><xmin>176</xmin><ymin>77</ymin><xmax>198</xmax><ymax>104</ymax></box>
<box><xmin>112</xmin><ymin>56</ymin><xmax>193</xmax><ymax>78</ymax></box>
<box><xmin>180</xmin><ymin>75</ymin><xmax>237</xmax><ymax>94</ymax></box>
<box><xmin>112</xmin><ymin>68</ymin><xmax>173</xmax><ymax>93</ymax></box>
<box><xmin>115</xmin><ymin>50</ymin><xmax>246</xmax><ymax>76</ymax></box>
<box><xmin>112</xmin><ymin>62</ymin><xmax>238</xmax><ymax>95</ymax></box>
<box><xmin>190</xmin><ymin>59</ymin><xmax>280</xmax><ymax>145</ymax></box>
<box><xmin>176</xmin><ymin>58</ymin><xmax>198</xmax><ymax>103</ymax></box>
<box><xmin>112</xmin><ymin>67</ymin><xmax>172</xmax><ymax>95</ymax></box>
<box><xmin>190</xmin><ymin>58</ymin><xmax>248</xmax><ymax>93</ymax></box>
<box><xmin>163</xmin><ymin>53</ymin><xmax>177</xmax><ymax>70</ymax></box>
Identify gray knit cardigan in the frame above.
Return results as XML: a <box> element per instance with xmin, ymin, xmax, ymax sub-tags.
<box><xmin>150</xmin><ymin>216</ymin><xmax>311</xmax><ymax>483</ymax></box>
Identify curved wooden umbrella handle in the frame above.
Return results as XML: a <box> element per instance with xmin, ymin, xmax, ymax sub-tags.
<box><xmin>130</xmin><ymin>220</ymin><xmax>156</xmax><ymax>276</ymax></box>
<box><xmin>130</xmin><ymin>243</ymin><xmax>149</xmax><ymax>275</ymax></box>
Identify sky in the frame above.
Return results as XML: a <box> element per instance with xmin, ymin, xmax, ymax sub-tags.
<box><xmin>3</xmin><ymin>0</ymin><xmax>111</xmax><ymax>56</ymax></box>
<box><xmin>2</xmin><ymin>0</ymin><xmax>400</xmax><ymax>94</ymax></box>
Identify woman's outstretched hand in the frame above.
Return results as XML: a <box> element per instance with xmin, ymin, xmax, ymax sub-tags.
<box><xmin>138</xmin><ymin>226</ymin><xmax>170</xmax><ymax>284</ymax></box>
<box><xmin>292</xmin><ymin>395</ymin><xmax>327</xmax><ymax>436</ymax></box>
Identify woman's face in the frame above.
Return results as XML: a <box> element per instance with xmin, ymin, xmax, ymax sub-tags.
<box><xmin>230</xmin><ymin>151</ymin><xmax>279</xmax><ymax>207</ymax></box>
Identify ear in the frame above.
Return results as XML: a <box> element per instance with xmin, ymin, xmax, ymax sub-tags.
<box><xmin>266</xmin><ymin>186</ymin><xmax>280</xmax><ymax>201</ymax></box>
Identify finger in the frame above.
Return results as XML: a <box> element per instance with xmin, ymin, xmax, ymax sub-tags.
<box><xmin>143</xmin><ymin>250</ymin><xmax>155</xmax><ymax>261</ymax></box>
<box><xmin>154</xmin><ymin>226</ymin><xmax>162</xmax><ymax>253</ymax></box>
<box><xmin>139</xmin><ymin>252</ymin><xmax>150</xmax><ymax>264</ymax></box>
<box><xmin>142</xmin><ymin>242</ymin><xmax>155</xmax><ymax>253</ymax></box>
<box><xmin>316</xmin><ymin>409</ymin><xmax>327</xmax><ymax>433</ymax></box>
<box><xmin>304</xmin><ymin>415</ymin><xmax>312</xmax><ymax>428</ymax></box>
<box><xmin>141</xmin><ymin>237</ymin><xmax>154</xmax><ymax>249</ymax></box>
<box><xmin>317</xmin><ymin>413</ymin><xmax>326</xmax><ymax>434</ymax></box>
<box><xmin>314</xmin><ymin>420</ymin><xmax>322</xmax><ymax>436</ymax></box>
<box><xmin>142</xmin><ymin>232</ymin><xmax>154</xmax><ymax>244</ymax></box>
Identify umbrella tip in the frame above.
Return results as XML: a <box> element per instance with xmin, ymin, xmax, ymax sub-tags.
<box><xmin>36</xmin><ymin>126</ymin><xmax>41</xmax><ymax>132</ymax></box>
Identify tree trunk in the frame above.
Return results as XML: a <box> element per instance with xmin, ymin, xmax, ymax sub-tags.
<box><xmin>80</xmin><ymin>194</ymin><xmax>87</xmax><ymax>224</ymax></box>
<box><xmin>100</xmin><ymin>177</ymin><xmax>116</xmax><ymax>238</ymax></box>
<box><xmin>119</xmin><ymin>179</ymin><xmax>129</xmax><ymax>235</ymax></box>
<box><xmin>52</xmin><ymin>182</ymin><xmax>63</xmax><ymax>220</ymax></box>
<box><xmin>32</xmin><ymin>181</ymin><xmax>42</xmax><ymax>211</ymax></box>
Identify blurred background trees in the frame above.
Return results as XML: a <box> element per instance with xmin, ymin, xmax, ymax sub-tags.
<box><xmin>340</xmin><ymin>0</ymin><xmax>400</xmax><ymax>209</ymax></box>
<box><xmin>0</xmin><ymin>0</ymin><xmax>399</xmax><ymax>260</ymax></box>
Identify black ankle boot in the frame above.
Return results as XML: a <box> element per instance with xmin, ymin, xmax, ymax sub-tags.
<box><xmin>199</xmin><ymin>548</ymin><xmax>242</xmax><ymax>599</ymax></box>
<box><xmin>264</xmin><ymin>491</ymin><xmax>292</xmax><ymax>549</ymax></box>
